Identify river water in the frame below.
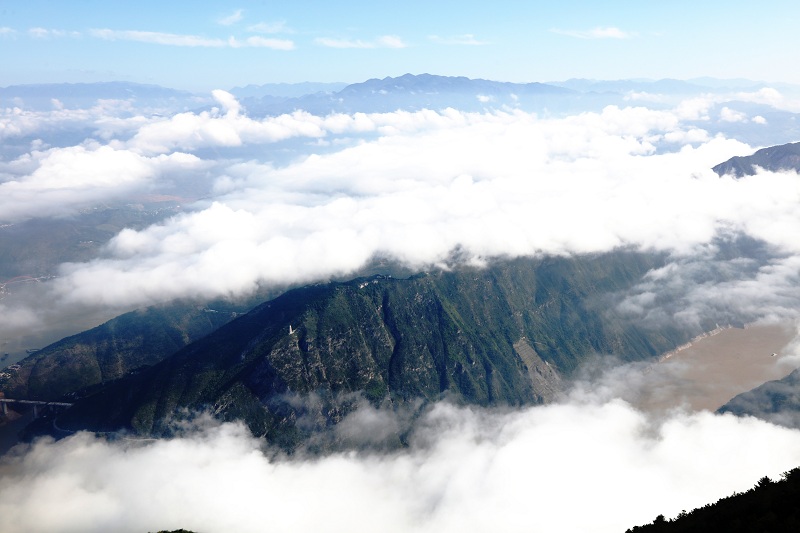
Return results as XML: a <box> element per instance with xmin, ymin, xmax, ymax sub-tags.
<box><xmin>634</xmin><ymin>322</ymin><xmax>799</xmax><ymax>412</ymax></box>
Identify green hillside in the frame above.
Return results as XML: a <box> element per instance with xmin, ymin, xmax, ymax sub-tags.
<box><xmin>1</xmin><ymin>302</ymin><xmax>243</xmax><ymax>400</ymax></box>
<box><xmin>54</xmin><ymin>252</ymin><xmax>692</xmax><ymax>448</ymax></box>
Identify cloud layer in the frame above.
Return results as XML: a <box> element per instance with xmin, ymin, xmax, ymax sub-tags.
<box><xmin>0</xmin><ymin>145</ymin><xmax>201</xmax><ymax>221</ymax></box>
<box><xmin>3</xmin><ymin>87</ymin><xmax>800</xmax><ymax>533</ymax></box>
<box><xmin>44</xmin><ymin>101</ymin><xmax>800</xmax><ymax>320</ymax></box>
<box><xmin>3</xmin><ymin>90</ymin><xmax>800</xmax><ymax>343</ymax></box>
<box><xmin>2</xmin><ymin>400</ymin><xmax>800</xmax><ymax>533</ymax></box>
<box><xmin>89</xmin><ymin>29</ymin><xmax>295</xmax><ymax>50</ymax></box>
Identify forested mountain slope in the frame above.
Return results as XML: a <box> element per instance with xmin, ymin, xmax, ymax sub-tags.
<box><xmin>54</xmin><ymin>252</ymin><xmax>692</xmax><ymax>448</ymax></box>
<box><xmin>1</xmin><ymin>303</ymin><xmax>242</xmax><ymax>400</ymax></box>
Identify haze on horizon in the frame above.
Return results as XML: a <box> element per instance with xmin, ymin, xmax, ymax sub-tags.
<box><xmin>2</xmin><ymin>0</ymin><xmax>800</xmax><ymax>90</ymax></box>
<box><xmin>3</xmin><ymin>3</ymin><xmax>800</xmax><ymax>533</ymax></box>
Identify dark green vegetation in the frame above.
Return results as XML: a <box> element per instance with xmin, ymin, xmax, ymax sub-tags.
<box><xmin>50</xmin><ymin>252</ymin><xmax>693</xmax><ymax>448</ymax></box>
<box><xmin>719</xmin><ymin>368</ymin><xmax>800</xmax><ymax>428</ymax></box>
<box><xmin>713</xmin><ymin>141</ymin><xmax>800</xmax><ymax>178</ymax></box>
<box><xmin>627</xmin><ymin>468</ymin><xmax>800</xmax><ymax>533</ymax></box>
<box><xmin>0</xmin><ymin>302</ymin><xmax>243</xmax><ymax>401</ymax></box>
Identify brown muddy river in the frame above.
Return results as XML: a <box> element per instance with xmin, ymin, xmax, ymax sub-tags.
<box><xmin>635</xmin><ymin>322</ymin><xmax>799</xmax><ymax>412</ymax></box>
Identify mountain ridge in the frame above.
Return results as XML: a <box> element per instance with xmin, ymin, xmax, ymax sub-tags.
<box><xmin>713</xmin><ymin>141</ymin><xmax>800</xmax><ymax>177</ymax></box>
<box><xmin>47</xmin><ymin>252</ymin><xmax>693</xmax><ymax>449</ymax></box>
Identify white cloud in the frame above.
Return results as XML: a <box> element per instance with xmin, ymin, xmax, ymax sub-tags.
<box><xmin>49</xmin><ymin>102</ymin><xmax>794</xmax><ymax>310</ymax></box>
<box><xmin>0</xmin><ymin>145</ymin><xmax>202</xmax><ymax>222</ymax></box>
<box><xmin>626</xmin><ymin>87</ymin><xmax>800</xmax><ymax>120</ymax></box>
<box><xmin>315</xmin><ymin>37</ymin><xmax>371</xmax><ymax>48</ymax></box>
<box><xmin>719</xmin><ymin>106</ymin><xmax>748</xmax><ymax>122</ymax></box>
<box><xmin>218</xmin><ymin>9</ymin><xmax>244</xmax><ymax>26</ymax></box>
<box><xmin>315</xmin><ymin>35</ymin><xmax>408</xmax><ymax>49</ymax></box>
<box><xmin>4</xmin><ymin>88</ymin><xmax>800</xmax><ymax>533</ymax></box>
<box><xmin>377</xmin><ymin>35</ymin><xmax>407</xmax><ymax>48</ymax></box>
<box><xmin>88</xmin><ymin>29</ymin><xmax>294</xmax><ymax>50</ymax></box>
<box><xmin>618</xmin><ymin>251</ymin><xmax>800</xmax><ymax>330</ymax></box>
<box><xmin>27</xmin><ymin>27</ymin><xmax>80</xmax><ymax>39</ymax></box>
<box><xmin>121</xmin><ymin>107</ymin><xmax>328</xmax><ymax>155</ymax></box>
<box><xmin>247</xmin><ymin>20</ymin><xmax>292</xmax><ymax>34</ymax></box>
<box><xmin>0</xmin><ymin>99</ymin><xmax>153</xmax><ymax>142</ymax></box>
<box><xmin>5</xmin><ymin>71</ymin><xmax>800</xmax><ymax>533</ymax></box>
<box><xmin>90</xmin><ymin>28</ymin><xmax>228</xmax><ymax>47</ymax></box>
<box><xmin>235</xmin><ymin>35</ymin><xmax>295</xmax><ymax>50</ymax></box>
<box><xmin>429</xmin><ymin>34</ymin><xmax>489</xmax><ymax>45</ymax></box>
<box><xmin>551</xmin><ymin>26</ymin><xmax>636</xmax><ymax>39</ymax></box>
<box><xmin>683</xmin><ymin>87</ymin><xmax>800</xmax><ymax>115</ymax></box>
<box><xmin>2</xmin><ymin>401</ymin><xmax>800</xmax><ymax>533</ymax></box>
<box><xmin>737</xmin><ymin>87</ymin><xmax>785</xmax><ymax>107</ymax></box>
<box><xmin>624</xmin><ymin>92</ymin><xmax>679</xmax><ymax>105</ymax></box>
<box><xmin>0</xmin><ymin>302</ymin><xmax>41</xmax><ymax>331</ymax></box>
<box><xmin>674</xmin><ymin>97</ymin><xmax>713</xmax><ymax>120</ymax></box>
<box><xmin>4</xmin><ymin>93</ymin><xmax>800</xmax><ymax>353</ymax></box>
<box><xmin>210</xmin><ymin>89</ymin><xmax>241</xmax><ymax>115</ymax></box>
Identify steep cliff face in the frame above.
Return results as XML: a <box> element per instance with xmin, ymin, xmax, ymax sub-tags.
<box><xmin>56</xmin><ymin>252</ymin><xmax>692</xmax><ymax>446</ymax></box>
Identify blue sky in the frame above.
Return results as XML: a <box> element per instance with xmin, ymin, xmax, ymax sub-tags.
<box><xmin>1</xmin><ymin>1</ymin><xmax>800</xmax><ymax>92</ymax></box>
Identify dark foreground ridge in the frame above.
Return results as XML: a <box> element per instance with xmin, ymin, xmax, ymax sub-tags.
<box><xmin>627</xmin><ymin>468</ymin><xmax>800</xmax><ymax>533</ymax></box>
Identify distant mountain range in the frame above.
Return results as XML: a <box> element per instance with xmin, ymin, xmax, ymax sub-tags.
<box><xmin>6</xmin><ymin>73</ymin><xmax>800</xmax><ymax>149</ymax></box>
<box><xmin>232</xmin><ymin>73</ymin><xmax>800</xmax><ymax>117</ymax></box>
<box><xmin>235</xmin><ymin>73</ymin><xmax>578</xmax><ymax>116</ymax></box>
<box><xmin>549</xmin><ymin>78</ymin><xmax>707</xmax><ymax>94</ymax></box>
<box><xmin>0</xmin><ymin>81</ymin><xmax>207</xmax><ymax>111</ymax></box>
<box><xmin>0</xmin><ymin>81</ymin><xmax>192</xmax><ymax>100</ymax></box>
<box><xmin>5</xmin><ymin>74</ymin><xmax>796</xmax><ymax>117</ymax></box>
<box><xmin>229</xmin><ymin>81</ymin><xmax>348</xmax><ymax>99</ymax></box>
<box><xmin>339</xmin><ymin>73</ymin><xmax>572</xmax><ymax>96</ymax></box>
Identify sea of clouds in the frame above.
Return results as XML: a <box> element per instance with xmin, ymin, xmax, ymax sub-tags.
<box><xmin>3</xmin><ymin>400</ymin><xmax>800</xmax><ymax>533</ymax></box>
<box><xmin>2</xmin><ymin>87</ymin><xmax>800</xmax><ymax>532</ymax></box>
<box><xmin>1</xmin><ymin>89</ymin><xmax>800</xmax><ymax>334</ymax></box>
